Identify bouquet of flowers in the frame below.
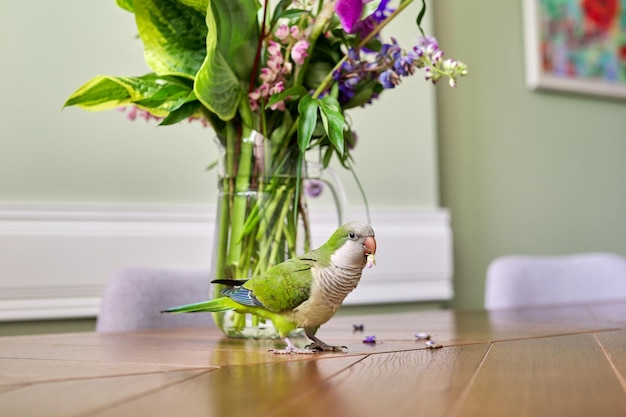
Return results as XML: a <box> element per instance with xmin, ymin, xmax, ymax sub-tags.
<box><xmin>65</xmin><ymin>0</ymin><xmax>466</xmax><ymax>164</ymax></box>
<box><xmin>65</xmin><ymin>0</ymin><xmax>467</xmax><ymax>336</ymax></box>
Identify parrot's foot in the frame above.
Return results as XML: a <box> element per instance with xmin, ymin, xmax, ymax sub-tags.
<box><xmin>269</xmin><ymin>338</ymin><xmax>319</xmax><ymax>355</ymax></box>
<box><xmin>305</xmin><ymin>342</ymin><xmax>348</xmax><ymax>353</ymax></box>
<box><xmin>305</xmin><ymin>336</ymin><xmax>348</xmax><ymax>353</ymax></box>
<box><xmin>270</xmin><ymin>347</ymin><xmax>318</xmax><ymax>354</ymax></box>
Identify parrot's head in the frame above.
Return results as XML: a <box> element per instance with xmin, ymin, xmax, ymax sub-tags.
<box><xmin>327</xmin><ymin>221</ymin><xmax>376</xmax><ymax>269</ymax></box>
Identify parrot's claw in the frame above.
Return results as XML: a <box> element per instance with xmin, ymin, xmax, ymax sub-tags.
<box><xmin>269</xmin><ymin>337</ymin><xmax>320</xmax><ymax>354</ymax></box>
<box><xmin>269</xmin><ymin>347</ymin><xmax>318</xmax><ymax>355</ymax></box>
<box><xmin>305</xmin><ymin>342</ymin><xmax>349</xmax><ymax>353</ymax></box>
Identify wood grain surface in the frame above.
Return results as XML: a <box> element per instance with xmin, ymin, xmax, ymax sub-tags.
<box><xmin>2</xmin><ymin>301</ymin><xmax>626</xmax><ymax>417</ymax></box>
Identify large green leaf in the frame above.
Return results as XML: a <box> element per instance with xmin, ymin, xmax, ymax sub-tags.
<box><xmin>64</xmin><ymin>73</ymin><xmax>193</xmax><ymax>116</ymax></box>
<box><xmin>208</xmin><ymin>0</ymin><xmax>259</xmax><ymax>82</ymax></box>
<box><xmin>134</xmin><ymin>0</ymin><xmax>209</xmax><ymax>78</ymax></box>
<box><xmin>64</xmin><ymin>76</ymin><xmax>134</xmax><ymax>111</ymax></box>
<box><xmin>194</xmin><ymin>0</ymin><xmax>257</xmax><ymax>120</ymax></box>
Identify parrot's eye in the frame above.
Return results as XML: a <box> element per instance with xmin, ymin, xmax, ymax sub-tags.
<box><xmin>348</xmin><ymin>232</ymin><xmax>356</xmax><ymax>239</ymax></box>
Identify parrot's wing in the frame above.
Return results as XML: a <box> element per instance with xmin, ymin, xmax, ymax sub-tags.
<box><xmin>240</xmin><ymin>257</ymin><xmax>317</xmax><ymax>312</ymax></box>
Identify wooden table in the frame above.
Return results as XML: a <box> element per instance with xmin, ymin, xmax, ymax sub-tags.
<box><xmin>3</xmin><ymin>302</ymin><xmax>626</xmax><ymax>417</ymax></box>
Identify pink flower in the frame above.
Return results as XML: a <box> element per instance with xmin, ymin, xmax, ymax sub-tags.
<box><xmin>290</xmin><ymin>26</ymin><xmax>303</xmax><ymax>40</ymax></box>
<box><xmin>267</xmin><ymin>41</ymin><xmax>282</xmax><ymax>56</ymax></box>
<box><xmin>283</xmin><ymin>61</ymin><xmax>293</xmax><ymax>75</ymax></box>
<box><xmin>275</xmin><ymin>24</ymin><xmax>290</xmax><ymax>42</ymax></box>
<box><xmin>269</xmin><ymin>81</ymin><xmax>285</xmax><ymax>96</ymax></box>
<box><xmin>292</xmin><ymin>40</ymin><xmax>309</xmax><ymax>65</ymax></box>
<box><xmin>126</xmin><ymin>106</ymin><xmax>138</xmax><ymax>120</ymax></box>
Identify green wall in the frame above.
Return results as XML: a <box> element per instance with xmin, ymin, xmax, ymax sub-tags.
<box><xmin>435</xmin><ymin>1</ymin><xmax>626</xmax><ymax>310</ymax></box>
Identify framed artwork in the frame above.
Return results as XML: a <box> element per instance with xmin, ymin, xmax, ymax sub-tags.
<box><xmin>523</xmin><ymin>0</ymin><xmax>626</xmax><ymax>98</ymax></box>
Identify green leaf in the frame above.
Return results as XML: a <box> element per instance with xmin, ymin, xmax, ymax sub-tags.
<box><xmin>64</xmin><ymin>73</ymin><xmax>193</xmax><ymax>116</ymax></box>
<box><xmin>64</xmin><ymin>76</ymin><xmax>134</xmax><ymax>111</ymax></box>
<box><xmin>268</xmin><ymin>110</ymin><xmax>293</xmax><ymax>144</ymax></box>
<box><xmin>319</xmin><ymin>96</ymin><xmax>345</xmax><ymax>155</ymax></box>
<box><xmin>297</xmin><ymin>95</ymin><xmax>319</xmax><ymax>153</ymax></box>
<box><xmin>208</xmin><ymin>0</ymin><xmax>259</xmax><ymax>82</ymax></box>
<box><xmin>134</xmin><ymin>0</ymin><xmax>209</xmax><ymax>78</ymax></box>
<box><xmin>194</xmin><ymin>0</ymin><xmax>252</xmax><ymax>121</ymax></box>
<box><xmin>268</xmin><ymin>0</ymin><xmax>289</xmax><ymax>31</ymax></box>
<box><xmin>322</xmin><ymin>145</ymin><xmax>334</xmax><ymax>168</ymax></box>
<box><xmin>343</xmin><ymin>79</ymin><xmax>382</xmax><ymax>109</ymax></box>
<box><xmin>159</xmin><ymin>101</ymin><xmax>201</xmax><ymax>125</ymax></box>
<box><xmin>415</xmin><ymin>0</ymin><xmax>427</xmax><ymax>37</ymax></box>
<box><xmin>116</xmin><ymin>0</ymin><xmax>134</xmax><ymax>12</ymax></box>
<box><xmin>266</xmin><ymin>85</ymin><xmax>308</xmax><ymax>108</ymax></box>
<box><xmin>134</xmin><ymin>81</ymin><xmax>193</xmax><ymax>109</ymax></box>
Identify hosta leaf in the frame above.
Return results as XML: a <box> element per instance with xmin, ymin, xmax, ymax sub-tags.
<box><xmin>207</xmin><ymin>0</ymin><xmax>259</xmax><ymax>82</ymax></box>
<box><xmin>64</xmin><ymin>76</ymin><xmax>134</xmax><ymax>111</ymax></box>
<box><xmin>194</xmin><ymin>0</ymin><xmax>255</xmax><ymax>120</ymax></box>
<box><xmin>159</xmin><ymin>101</ymin><xmax>202</xmax><ymax>125</ymax></box>
<box><xmin>64</xmin><ymin>74</ymin><xmax>192</xmax><ymax>116</ymax></box>
<box><xmin>134</xmin><ymin>0</ymin><xmax>209</xmax><ymax>78</ymax></box>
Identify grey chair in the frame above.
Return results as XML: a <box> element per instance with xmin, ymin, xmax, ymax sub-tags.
<box><xmin>484</xmin><ymin>252</ymin><xmax>626</xmax><ymax>310</ymax></box>
<box><xmin>96</xmin><ymin>267</ymin><xmax>215</xmax><ymax>332</ymax></box>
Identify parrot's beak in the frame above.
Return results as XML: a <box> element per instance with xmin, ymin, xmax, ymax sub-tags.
<box><xmin>363</xmin><ymin>236</ymin><xmax>377</xmax><ymax>269</ymax></box>
<box><xmin>363</xmin><ymin>236</ymin><xmax>377</xmax><ymax>255</ymax></box>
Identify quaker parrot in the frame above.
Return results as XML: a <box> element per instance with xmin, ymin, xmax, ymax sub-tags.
<box><xmin>162</xmin><ymin>221</ymin><xmax>376</xmax><ymax>354</ymax></box>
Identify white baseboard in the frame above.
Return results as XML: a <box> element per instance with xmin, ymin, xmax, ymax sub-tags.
<box><xmin>0</xmin><ymin>203</ymin><xmax>453</xmax><ymax>321</ymax></box>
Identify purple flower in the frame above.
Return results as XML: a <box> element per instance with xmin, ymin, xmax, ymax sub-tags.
<box><xmin>304</xmin><ymin>179</ymin><xmax>324</xmax><ymax>197</ymax></box>
<box><xmin>335</xmin><ymin>0</ymin><xmax>364</xmax><ymax>33</ymax></box>
<box><xmin>336</xmin><ymin>0</ymin><xmax>393</xmax><ymax>34</ymax></box>
<box><xmin>379</xmin><ymin>70</ymin><xmax>397</xmax><ymax>89</ymax></box>
<box><xmin>353</xmin><ymin>0</ymin><xmax>394</xmax><ymax>38</ymax></box>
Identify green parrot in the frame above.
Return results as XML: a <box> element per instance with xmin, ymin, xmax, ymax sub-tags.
<box><xmin>162</xmin><ymin>221</ymin><xmax>377</xmax><ymax>354</ymax></box>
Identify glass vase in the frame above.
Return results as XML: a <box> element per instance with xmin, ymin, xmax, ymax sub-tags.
<box><xmin>209</xmin><ymin>130</ymin><xmax>344</xmax><ymax>338</ymax></box>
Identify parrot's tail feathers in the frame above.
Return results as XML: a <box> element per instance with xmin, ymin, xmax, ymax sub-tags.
<box><xmin>161</xmin><ymin>297</ymin><xmax>237</xmax><ymax>314</ymax></box>
<box><xmin>211</xmin><ymin>278</ymin><xmax>249</xmax><ymax>286</ymax></box>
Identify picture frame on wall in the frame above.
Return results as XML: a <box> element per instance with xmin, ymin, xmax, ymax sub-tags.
<box><xmin>522</xmin><ymin>0</ymin><xmax>626</xmax><ymax>99</ymax></box>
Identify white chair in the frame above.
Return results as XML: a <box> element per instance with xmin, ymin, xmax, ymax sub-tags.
<box><xmin>96</xmin><ymin>267</ymin><xmax>215</xmax><ymax>332</ymax></box>
<box><xmin>484</xmin><ymin>252</ymin><xmax>626</xmax><ymax>309</ymax></box>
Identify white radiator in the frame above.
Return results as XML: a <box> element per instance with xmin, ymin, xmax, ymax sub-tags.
<box><xmin>0</xmin><ymin>203</ymin><xmax>453</xmax><ymax>321</ymax></box>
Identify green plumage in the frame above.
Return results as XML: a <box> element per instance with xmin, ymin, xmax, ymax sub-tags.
<box><xmin>243</xmin><ymin>257</ymin><xmax>315</xmax><ymax>311</ymax></box>
<box><xmin>162</xmin><ymin>221</ymin><xmax>376</xmax><ymax>353</ymax></box>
